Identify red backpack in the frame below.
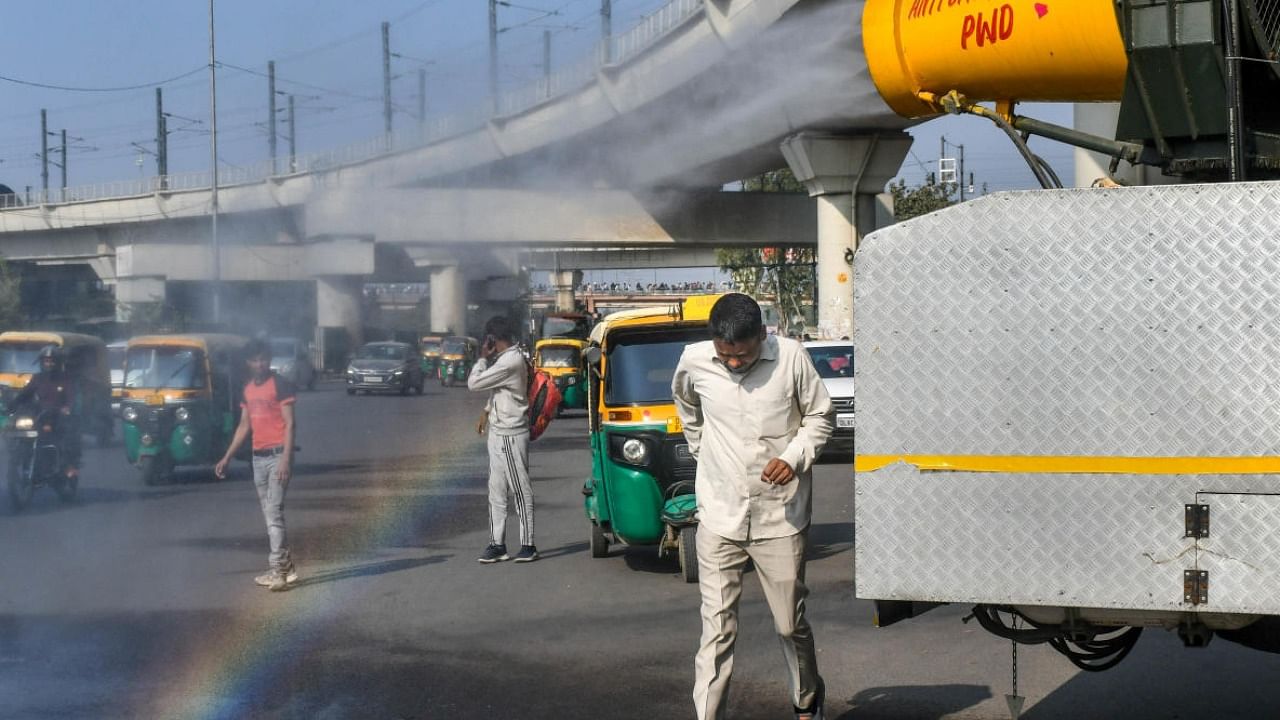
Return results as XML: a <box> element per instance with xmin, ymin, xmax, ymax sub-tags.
<box><xmin>526</xmin><ymin>361</ymin><xmax>562</xmax><ymax>441</ymax></box>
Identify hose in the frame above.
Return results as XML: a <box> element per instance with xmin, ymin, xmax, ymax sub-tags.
<box><xmin>972</xmin><ymin>605</ymin><xmax>1144</xmax><ymax>672</ymax></box>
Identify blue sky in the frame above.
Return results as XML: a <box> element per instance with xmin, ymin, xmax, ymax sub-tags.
<box><xmin>0</xmin><ymin>0</ymin><xmax>1075</xmax><ymax>195</ymax></box>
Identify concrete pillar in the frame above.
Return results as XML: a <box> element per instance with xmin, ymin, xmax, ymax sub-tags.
<box><xmin>316</xmin><ymin>276</ymin><xmax>363</xmax><ymax>370</ymax></box>
<box><xmin>550</xmin><ymin>269</ymin><xmax>581</xmax><ymax>312</ymax></box>
<box><xmin>430</xmin><ymin>265</ymin><xmax>467</xmax><ymax>336</ymax></box>
<box><xmin>114</xmin><ymin>276</ymin><xmax>166</xmax><ymax>322</ymax></box>
<box><xmin>781</xmin><ymin>132</ymin><xmax>911</xmax><ymax>340</ymax></box>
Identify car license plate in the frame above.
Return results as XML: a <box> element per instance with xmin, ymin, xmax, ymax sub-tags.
<box><xmin>836</xmin><ymin>414</ymin><xmax>855</xmax><ymax>429</ymax></box>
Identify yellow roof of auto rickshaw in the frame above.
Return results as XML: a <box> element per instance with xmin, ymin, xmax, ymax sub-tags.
<box><xmin>535</xmin><ymin>337</ymin><xmax>588</xmax><ymax>350</ymax></box>
<box><xmin>588</xmin><ymin>295</ymin><xmax>724</xmax><ymax>344</ymax></box>
<box><xmin>127</xmin><ymin>333</ymin><xmax>250</xmax><ymax>353</ymax></box>
<box><xmin>0</xmin><ymin>331</ymin><xmax>105</xmax><ymax>349</ymax></box>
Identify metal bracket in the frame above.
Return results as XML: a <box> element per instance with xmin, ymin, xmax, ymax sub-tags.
<box><xmin>1184</xmin><ymin>569</ymin><xmax>1209</xmax><ymax>606</ymax></box>
<box><xmin>1184</xmin><ymin>503</ymin><xmax>1210</xmax><ymax>538</ymax></box>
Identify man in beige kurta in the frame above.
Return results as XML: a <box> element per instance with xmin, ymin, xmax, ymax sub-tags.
<box><xmin>672</xmin><ymin>293</ymin><xmax>834</xmax><ymax>720</ymax></box>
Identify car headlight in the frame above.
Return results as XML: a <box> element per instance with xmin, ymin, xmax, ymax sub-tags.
<box><xmin>346</xmin><ymin>367</ymin><xmax>356</xmax><ymax>375</ymax></box>
<box><xmin>174</xmin><ymin>406</ymin><xmax>190</xmax><ymax>423</ymax></box>
<box><xmin>622</xmin><ymin>438</ymin><xmax>649</xmax><ymax>465</ymax></box>
<box><xmin>14</xmin><ymin>416</ymin><xmax>33</xmax><ymax>430</ymax></box>
<box><xmin>393</xmin><ymin>369</ymin><xmax>404</xmax><ymax>376</ymax></box>
<box><xmin>122</xmin><ymin>406</ymin><xmax>139</xmax><ymax>423</ymax></box>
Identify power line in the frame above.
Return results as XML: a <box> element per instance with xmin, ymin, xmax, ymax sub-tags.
<box><xmin>0</xmin><ymin>66</ymin><xmax>207</xmax><ymax>93</ymax></box>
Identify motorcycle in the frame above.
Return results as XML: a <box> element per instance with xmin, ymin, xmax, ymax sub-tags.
<box><xmin>6</xmin><ymin>407</ymin><xmax>77</xmax><ymax>511</ymax></box>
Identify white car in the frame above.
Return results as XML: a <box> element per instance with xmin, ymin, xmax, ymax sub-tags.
<box><xmin>803</xmin><ymin>340</ymin><xmax>853</xmax><ymax>454</ymax></box>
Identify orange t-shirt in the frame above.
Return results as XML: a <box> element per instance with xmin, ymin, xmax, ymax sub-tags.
<box><xmin>241</xmin><ymin>374</ymin><xmax>296</xmax><ymax>450</ymax></box>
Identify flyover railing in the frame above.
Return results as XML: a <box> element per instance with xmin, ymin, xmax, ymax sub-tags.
<box><xmin>0</xmin><ymin>0</ymin><xmax>708</xmax><ymax>211</ymax></box>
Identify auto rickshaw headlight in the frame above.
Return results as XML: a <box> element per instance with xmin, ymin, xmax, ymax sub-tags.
<box><xmin>141</xmin><ymin>434</ymin><xmax>154</xmax><ymax>446</ymax></box>
<box><xmin>121</xmin><ymin>406</ymin><xmax>139</xmax><ymax>423</ymax></box>
<box><xmin>621</xmin><ymin>437</ymin><xmax>649</xmax><ymax>465</ymax></box>
<box><xmin>174</xmin><ymin>406</ymin><xmax>190</xmax><ymax>423</ymax></box>
<box><xmin>14</xmin><ymin>416</ymin><xmax>33</xmax><ymax>431</ymax></box>
<box><xmin>566</xmin><ymin>375</ymin><xmax>577</xmax><ymax>385</ymax></box>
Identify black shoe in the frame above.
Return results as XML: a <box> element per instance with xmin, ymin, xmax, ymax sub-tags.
<box><xmin>478</xmin><ymin>544</ymin><xmax>508</xmax><ymax>563</ymax></box>
<box><xmin>512</xmin><ymin>545</ymin><xmax>540</xmax><ymax>563</ymax></box>
<box><xmin>795</xmin><ymin>678</ymin><xmax>824</xmax><ymax>720</ymax></box>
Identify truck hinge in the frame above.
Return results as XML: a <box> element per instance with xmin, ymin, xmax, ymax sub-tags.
<box><xmin>1184</xmin><ymin>569</ymin><xmax>1209</xmax><ymax>606</ymax></box>
<box><xmin>1184</xmin><ymin>503</ymin><xmax>1210</xmax><ymax>539</ymax></box>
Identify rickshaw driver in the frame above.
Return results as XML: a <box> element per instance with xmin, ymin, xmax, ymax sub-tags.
<box><xmin>672</xmin><ymin>293</ymin><xmax>833</xmax><ymax>720</ymax></box>
<box><xmin>10</xmin><ymin>346</ymin><xmax>79</xmax><ymax>479</ymax></box>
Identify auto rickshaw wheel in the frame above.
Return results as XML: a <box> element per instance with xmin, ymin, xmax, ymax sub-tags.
<box><xmin>589</xmin><ymin>522</ymin><xmax>609</xmax><ymax>558</ymax></box>
<box><xmin>678</xmin><ymin>525</ymin><xmax>699</xmax><ymax>584</ymax></box>
<box><xmin>7</xmin><ymin>453</ymin><xmax>33</xmax><ymax>512</ymax></box>
<box><xmin>139</xmin><ymin>455</ymin><xmax>163</xmax><ymax>486</ymax></box>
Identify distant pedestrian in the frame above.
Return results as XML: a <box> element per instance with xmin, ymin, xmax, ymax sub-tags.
<box><xmin>468</xmin><ymin>315</ymin><xmax>538</xmax><ymax>564</ymax></box>
<box><xmin>672</xmin><ymin>293</ymin><xmax>834</xmax><ymax>720</ymax></box>
<box><xmin>216</xmin><ymin>339</ymin><xmax>299</xmax><ymax>592</ymax></box>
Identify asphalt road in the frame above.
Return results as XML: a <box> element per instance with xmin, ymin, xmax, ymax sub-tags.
<box><xmin>2</xmin><ymin>381</ymin><xmax>1280</xmax><ymax>719</ymax></box>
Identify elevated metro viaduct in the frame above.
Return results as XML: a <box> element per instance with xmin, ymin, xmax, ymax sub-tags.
<box><xmin>0</xmin><ymin>0</ymin><xmax>918</xmax><ymax>346</ymax></box>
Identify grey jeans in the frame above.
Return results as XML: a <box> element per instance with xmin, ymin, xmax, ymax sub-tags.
<box><xmin>252</xmin><ymin>453</ymin><xmax>291</xmax><ymax>571</ymax></box>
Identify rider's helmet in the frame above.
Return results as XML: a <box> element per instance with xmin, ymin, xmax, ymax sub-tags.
<box><xmin>37</xmin><ymin>345</ymin><xmax>62</xmax><ymax>370</ymax></box>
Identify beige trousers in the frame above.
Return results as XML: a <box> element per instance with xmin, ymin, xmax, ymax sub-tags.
<box><xmin>692</xmin><ymin>528</ymin><xmax>820</xmax><ymax>720</ymax></box>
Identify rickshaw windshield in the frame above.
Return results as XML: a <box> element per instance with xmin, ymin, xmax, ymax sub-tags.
<box><xmin>125</xmin><ymin>347</ymin><xmax>207</xmax><ymax>389</ymax></box>
<box><xmin>421</xmin><ymin>341</ymin><xmax>441</xmax><ymax>354</ymax></box>
<box><xmin>537</xmin><ymin>346</ymin><xmax>580</xmax><ymax>368</ymax></box>
<box><xmin>442</xmin><ymin>340</ymin><xmax>468</xmax><ymax>355</ymax></box>
<box><xmin>0</xmin><ymin>342</ymin><xmax>48</xmax><ymax>373</ymax></box>
<box><xmin>805</xmin><ymin>345</ymin><xmax>853</xmax><ymax>379</ymax></box>
<box><xmin>356</xmin><ymin>344</ymin><xmax>409</xmax><ymax>360</ymax></box>
<box><xmin>604</xmin><ymin>326</ymin><xmax>705</xmax><ymax>405</ymax></box>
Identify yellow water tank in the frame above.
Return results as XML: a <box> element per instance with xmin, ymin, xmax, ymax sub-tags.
<box><xmin>863</xmin><ymin>0</ymin><xmax>1129</xmax><ymax>118</ymax></box>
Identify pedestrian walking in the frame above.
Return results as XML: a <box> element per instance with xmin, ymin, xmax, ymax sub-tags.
<box><xmin>671</xmin><ymin>293</ymin><xmax>834</xmax><ymax>720</ymax></box>
<box><xmin>216</xmin><ymin>339</ymin><xmax>298</xmax><ymax>592</ymax></box>
<box><xmin>468</xmin><ymin>315</ymin><xmax>538</xmax><ymax>564</ymax></box>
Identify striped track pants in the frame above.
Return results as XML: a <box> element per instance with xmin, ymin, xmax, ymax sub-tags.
<box><xmin>486</xmin><ymin>430</ymin><xmax>534</xmax><ymax>547</ymax></box>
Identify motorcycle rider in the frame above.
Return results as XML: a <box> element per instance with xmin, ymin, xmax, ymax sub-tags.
<box><xmin>9</xmin><ymin>346</ymin><xmax>79</xmax><ymax>479</ymax></box>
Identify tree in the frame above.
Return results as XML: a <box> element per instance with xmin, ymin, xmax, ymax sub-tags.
<box><xmin>888</xmin><ymin>179</ymin><xmax>956</xmax><ymax>221</ymax></box>
<box><xmin>717</xmin><ymin>168</ymin><xmax>814</xmax><ymax>336</ymax></box>
<box><xmin>0</xmin><ymin>259</ymin><xmax>22</xmax><ymax>331</ymax></box>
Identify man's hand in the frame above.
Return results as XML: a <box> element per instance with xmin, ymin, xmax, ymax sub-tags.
<box><xmin>277</xmin><ymin>457</ymin><xmax>292</xmax><ymax>487</ymax></box>
<box><xmin>214</xmin><ymin>456</ymin><xmax>231</xmax><ymax>479</ymax></box>
<box><xmin>476</xmin><ymin>411</ymin><xmax>488</xmax><ymax>435</ymax></box>
<box><xmin>761</xmin><ymin>457</ymin><xmax>796</xmax><ymax>486</ymax></box>
<box><xmin>481</xmin><ymin>335</ymin><xmax>497</xmax><ymax>361</ymax></box>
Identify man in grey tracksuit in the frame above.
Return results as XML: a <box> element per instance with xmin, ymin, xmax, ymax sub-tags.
<box><xmin>467</xmin><ymin>315</ymin><xmax>538</xmax><ymax>564</ymax></box>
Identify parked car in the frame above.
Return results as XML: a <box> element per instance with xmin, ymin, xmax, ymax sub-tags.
<box><xmin>107</xmin><ymin>341</ymin><xmax>127</xmax><ymax>415</ymax></box>
<box><xmin>804</xmin><ymin>340</ymin><xmax>853</xmax><ymax>455</ymax></box>
<box><xmin>269</xmin><ymin>337</ymin><xmax>317</xmax><ymax>390</ymax></box>
<box><xmin>345</xmin><ymin>342</ymin><xmax>425</xmax><ymax>396</ymax></box>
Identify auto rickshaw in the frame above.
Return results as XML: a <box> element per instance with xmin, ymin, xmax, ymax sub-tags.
<box><xmin>438</xmin><ymin>336</ymin><xmax>478</xmax><ymax>387</ymax></box>
<box><xmin>582</xmin><ymin>295</ymin><xmax>722</xmax><ymax>583</ymax></box>
<box><xmin>419</xmin><ymin>333</ymin><xmax>445</xmax><ymax>378</ymax></box>
<box><xmin>120</xmin><ymin>334</ymin><xmax>248</xmax><ymax>485</ymax></box>
<box><xmin>534</xmin><ymin>338</ymin><xmax>587</xmax><ymax>415</ymax></box>
<box><xmin>0</xmin><ymin>331</ymin><xmax>114</xmax><ymax>446</ymax></box>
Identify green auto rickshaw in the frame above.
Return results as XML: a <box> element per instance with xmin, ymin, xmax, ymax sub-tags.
<box><xmin>438</xmin><ymin>336</ymin><xmax>477</xmax><ymax>387</ymax></box>
<box><xmin>582</xmin><ymin>296</ymin><xmax>722</xmax><ymax>583</ymax></box>
<box><xmin>120</xmin><ymin>334</ymin><xmax>248</xmax><ymax>485</ymax></box>
<box><xmin>534</xmin><ymin>338</ymin><xmax>587</xmax><ymax>415</ymax></box>
<box><xmin>419</xmin><ymin>333</ymin><xmax>445</xmax><ymax>378</ymax></box>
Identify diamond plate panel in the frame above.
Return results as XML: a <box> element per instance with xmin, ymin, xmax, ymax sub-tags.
<box><xmin>854</xmin><ymin>182</ymin><xmax>1280</xmax><ymax>458</ymax></box>
<box><xmin>1196</xmin><ymin>493</ymin><xmax>1280</xmax><ymax>614</ymax></box>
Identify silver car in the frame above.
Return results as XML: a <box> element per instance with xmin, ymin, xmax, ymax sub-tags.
<box><xmin>269</xmin><ymin>337</ymin><xmax>317</xmax><ymax>390</ymax></box>
<box><xmin>804</xmin><ymin>340</ymin><xmax>854</xmax><ymax>455</ymax></box>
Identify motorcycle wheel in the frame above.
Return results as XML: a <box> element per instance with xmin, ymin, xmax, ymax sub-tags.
<box><xmin>53</xmin><ymin>471</ymin><xmax>78</xmax><ymax>502</ymax></box>
<box><xmin>678</xmin><ymin>525</ymin><xmax>699</xmax><ymax>584</ymax></box>
<box><xmin>7</xmin><ymin>452</ymin><xmax>33</xmax><ymax>512</ymax></box>
<box><xmin>139</xmin><ymin>455</ymin><xmax>163</xmax><ymax>486</ymax></box>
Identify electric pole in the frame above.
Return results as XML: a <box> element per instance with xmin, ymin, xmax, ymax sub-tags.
<box><xmin>60</xmin><ymin>129</ymin><xmax>66</xmax><ymax>193</ymax></box>
<box><xmin>155</xmin><ymin>88</ymin><xmax>168</xmax><ymax>186</ymax></box>
<box><xmin>288</xmin><ymin>94</ymin><xmax>296</xmax><ymax>172</ymax></box>
<box><xmin>209</xmin><ymin>0</ymin><xmax>221</xmax><ymax>325</ymax></box>
<box><xmin>40</xmin><ymin>109</ymin><xmax>48</xmax><ymax>193</ymax></box>
<box><xmin>489</xmin><ymin>0</ymin><xmax>498</xmax><ymax>114</ymax></box>
<box><xmin>418</xmin><ymin>68</ymin><xmax>426</xmax><ymax>124</ymax></box>
<box><xmin>268</xmin><ymin>60</ymin><xmax>277</xmax><ymax>173</ymax></box>
<box><xmin>601</xmin><ymin>0</ymin><xmax>612</xmax><ymax>63</ymax></box>
<box><xmin>382</xmin><ymin>21</ymin><xmax>392</xmax><ymax>138</ymax></box>
<box><xmin>543</xmin><ymin>29</ymin><xmax>552</xmax><ymax>97</ymax></box>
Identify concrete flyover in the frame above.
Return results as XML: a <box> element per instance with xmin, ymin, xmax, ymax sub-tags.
<box><xmin>0</xmin><ymin>0</ymin><xmax>916</xmax><ymax>340</ymax></box>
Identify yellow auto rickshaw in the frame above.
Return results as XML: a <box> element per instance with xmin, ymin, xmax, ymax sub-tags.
<box><xmin>439</xmin><ymin>336</ymin><xmax>478</xmax><ymax>387</ymax></box>
<box><xmin>581</xmin><ymin>295</ymin><xmax>723</xmax><ymax>583</ymax></box>
<box><xmin>0</xmin><ymin>331</ymin><xmax>113</xmax><ymax>446</ymax></box>
<box><xmin>120</xmin><ymin>334</ymin><xmax>248</xmax><ymax>484</ymax></box>
<box><xmin>534</xmin><ymin>338</ymin><xmax>587</xmax><ymax>415</ymax></box>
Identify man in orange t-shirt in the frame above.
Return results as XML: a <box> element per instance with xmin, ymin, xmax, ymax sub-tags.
<box><xmin>216</xmin><ymin>339</ymin><xmax>298</xmax><ymax>591</ymax></box>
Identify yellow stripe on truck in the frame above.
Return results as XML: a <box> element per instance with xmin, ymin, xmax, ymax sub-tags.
<box><xmin>855</xmin><ymin>455</ymin><xmax>1280</xmax><ymax>475</ymax></box>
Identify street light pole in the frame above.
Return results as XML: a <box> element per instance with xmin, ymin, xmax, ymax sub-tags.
<box><xmin>209</xmin><ymin>0</ymin><xmax>221</xmax><ymax>325</ymax></box>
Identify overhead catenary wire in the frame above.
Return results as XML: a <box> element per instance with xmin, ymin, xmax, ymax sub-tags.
<box><xmin>0</xmin><ymin>66</ymin><xmax>207</xmax><ymax>93</ymax></box>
